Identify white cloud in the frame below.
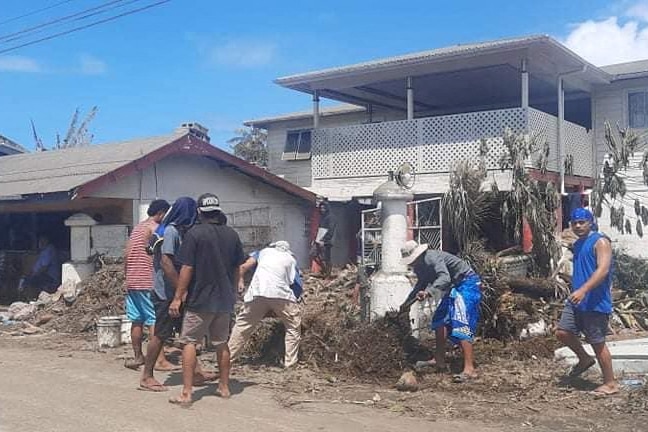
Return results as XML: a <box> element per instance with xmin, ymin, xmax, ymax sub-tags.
<box><xmin>563</xmin><ymin>1</ymin><xmax>648</xmax><ymax>65</ymax></box>
<box><xmin>78</xmin><ymin>54</ymin><xmax>107</xmax><ymax>75</ymax></box>
<box><xmin>0</xmin><ymin>55</ymin><xmax>41</xmax><ymax>73</ymax></box>
<box><xmin>210</xmin><ymin>39</ymin><xmax>277</xmax><ymax>68</ymax></box>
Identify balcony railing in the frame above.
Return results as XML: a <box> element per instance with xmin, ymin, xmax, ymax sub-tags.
<box><xmin>311</xmin><ymin>107</ymin><xmax>592</xmax><ymax>179</ymax></box>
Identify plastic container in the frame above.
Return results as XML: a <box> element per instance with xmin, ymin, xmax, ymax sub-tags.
<box><xmin>97</xmin><ymin>316</ymin><xmax>122</xmax><ymax>348</ymax></box>
<box><xmin>120</xmin><ymin>314</ymin><xmax>132</xmax><ymax>345</ymax></box>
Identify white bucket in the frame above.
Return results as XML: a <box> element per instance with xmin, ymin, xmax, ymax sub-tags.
<box><xmin>97</xmin><ymin>316</ymin><xmax>122</xmax><ymax>348</ymax></box>
<box><xmin>120</xmin><ymin>315</ymin><xmax>132</xmax><ymax>345</ymax></box>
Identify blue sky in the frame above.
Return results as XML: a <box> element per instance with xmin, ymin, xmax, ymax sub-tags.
<box><xmin>1</xmin><ymin>0</ymin><xmax>647</xmax><ymax>151</ymax></box>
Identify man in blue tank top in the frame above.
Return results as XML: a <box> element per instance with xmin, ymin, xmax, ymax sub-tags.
<box><xmin>556</xmin><ymin>208</ymin><xmax>618</xmax><ymax>396</ymax></box>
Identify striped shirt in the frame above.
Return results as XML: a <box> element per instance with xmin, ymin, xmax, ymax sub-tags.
<box><xmin>125</xmin><ymin>218</ymin><xmax>158</xmax><ymax>290</ymax></box>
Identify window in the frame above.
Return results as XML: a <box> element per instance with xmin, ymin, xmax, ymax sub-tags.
<box><xmin>282</xmin><ymin>130</ymin><xmax>312</xmax><ymax>161</ymax></box>
<box><xmin>628</xmin><ymin>91</ymin><xmax>648</xmax><ymax>129</ymax></box>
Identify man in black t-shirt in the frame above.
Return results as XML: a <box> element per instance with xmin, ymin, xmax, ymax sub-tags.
<box><xmin>169</xmin><ymin>193</ymin><xmax>245</xmax><ymax>407</ymax></box>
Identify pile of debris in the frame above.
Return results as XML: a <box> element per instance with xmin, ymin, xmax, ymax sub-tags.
<box><xmin>31</xmin><ymin>263</ymin><xmax>125</xmax><ymax>333</ymax></box>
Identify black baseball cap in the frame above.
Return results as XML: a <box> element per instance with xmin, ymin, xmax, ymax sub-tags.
<box><xmin>197</xmin><ymin>193</ymin><xmax>222</xmax><ymax>213</ymax></box>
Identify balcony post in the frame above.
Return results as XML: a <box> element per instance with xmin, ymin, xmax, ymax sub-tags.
<box><xmin>313</xmin><ymin>90</ymin><xmax>320</xmax><ymax>129</ymax></box>
<box><xmin>521</xmin><ymin>58</ymin><xmax>529</xmax><ymax>110</ymax></box>
<box><xmin>557</xmin><ymin>77</ymin><xmax>565</xmax><ymax>194</ymax></box>
<box><xmin>406</xmin><ymin>76</ymin><xmax>414</xmax><ymax>120</ymax></box>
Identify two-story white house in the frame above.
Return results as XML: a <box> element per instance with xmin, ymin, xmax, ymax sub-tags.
<box><xmin>246</xmin><ymin>35</ymin><xmax>648</xmax><ymax>261</ymax></box>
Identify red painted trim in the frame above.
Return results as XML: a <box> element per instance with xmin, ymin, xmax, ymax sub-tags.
<box><xmin>527</xmin><ymin>169</ymin><xmax>595</xmax><ymax>189</ymax></box>
<box><xmin>75</xmin><ymin>134</ymin><xmax>317</xmax><ymax>204</ymax></box>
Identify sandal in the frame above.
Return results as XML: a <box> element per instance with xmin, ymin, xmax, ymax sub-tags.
<box><xmin>567</xmin><ymin>358</ymin><xmax>596</xmax><ymax>378</ymax></box>
<box><xmin>124</xmin><ymin>359</ymin><xmax>144</xmax><ymax>370</ymax></box>
<box><xmin>169</xmin><ymin>396</ymin><xmax>193</xmax><ymax>408</ymax></box>
<box><xmin>138</xmin><ymin>382</ymin><xmax>168</xmax><ymax>392</ymax></box>
<box><xmin>452</xmin><ymin>372</ymin><xmax>477</xmax><ymax>383</ymax></box>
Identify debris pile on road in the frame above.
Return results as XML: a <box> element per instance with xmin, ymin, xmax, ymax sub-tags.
<box><xmin>32</xmin><ymin>263</ymin><xmax>125</xmax><ymax>333</ymax></box>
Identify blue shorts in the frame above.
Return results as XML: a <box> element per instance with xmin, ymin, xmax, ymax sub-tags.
<box><xmin>125</xmin><ymin>290</ymin><xmax>156</xmax><ymax>326</ymax></box>
<box><xmin>431</xmin><ymin>274</ymin><xmax>482</xmax><ymax>344</ymax></box>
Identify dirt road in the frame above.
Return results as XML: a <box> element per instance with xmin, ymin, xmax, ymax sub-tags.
<box><xmin>0</xmin><ymin>343</ymin><xmax>501</xmax><ymax>432</ymax></box>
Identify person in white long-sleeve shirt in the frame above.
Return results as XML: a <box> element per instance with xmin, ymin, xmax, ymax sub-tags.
<box><xmin>228</xmin><ymin>241</ymin><xmax>303</xmax><ymax>368</ymax></box>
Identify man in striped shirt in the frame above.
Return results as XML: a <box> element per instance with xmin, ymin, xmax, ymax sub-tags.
<box><xmin>124</xmin><ymin>199</ymin><xmax>171</xmax><ymax>370</ymax></box>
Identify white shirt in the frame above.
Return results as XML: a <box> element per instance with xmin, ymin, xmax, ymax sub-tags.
<box><xmin>244</xmin><ymin>247</ymin><xmax>298</xmax><ymax>303</ymax></box>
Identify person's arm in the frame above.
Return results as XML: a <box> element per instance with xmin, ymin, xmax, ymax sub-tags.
<box><xmin>237</xmin><ymin>255</ymin><xmax>257</xmax><ymax>294</ymax></box>
<box><xmin>417</xmin><ymin>257</ymin><xmax>451</xmax><ymax>300</ymax></box>
<box><xmin>569</xmin><ymin>237</ymin><xmax>613</xmax><ymax>305</ymax></box>
<box><xmin>160</xmin><ymin>226</ymin><xmax>180</xmax><ymax>291</ymax></box>
<box><xmin>161</xmin><ymin>254</ymin><xmax>179</xmax><ymax>290</ymax></box>
<box><xmin>169</xmin><ymin>265</ymin><xmax>193</xmax><ymax>317</ymax></box>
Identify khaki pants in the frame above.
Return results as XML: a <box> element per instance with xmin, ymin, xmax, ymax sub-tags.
<box><xmin>229</xmin><ymin>297</ymin><xmax>301</xmax><ymax>367</ymax></box>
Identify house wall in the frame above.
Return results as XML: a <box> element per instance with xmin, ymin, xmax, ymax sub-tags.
<box><xmin>592</xmin><ymin>77</ymin><xmax>648</xmax><ymax>257</ymax></box>
<box><xmin>90</xmin><ymin>154</ymin><xmax>313</xmax><ymax>266</ymax></box>
<box><xmin>266</xmin><ymin>109</ymin><xmax>402</xmax><ymax>187</ymax></box>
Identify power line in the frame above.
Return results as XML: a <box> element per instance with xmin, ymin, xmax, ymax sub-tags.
<box><xmin>0</xmin><ymin>0</ymin><xmax>172</xmax><ymax>56</ymax></box>
<box><xmin>0</xmin><ymin>0</ymin><xmax>77</xmax><ymax>26</ymax></box>
<box><xmin>0</xmin><ymin>0</ymin><xmax>141</xmax><ymax>44</ymax></box>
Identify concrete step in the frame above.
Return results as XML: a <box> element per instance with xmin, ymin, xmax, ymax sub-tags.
<box><xmin>555</xmin><ymin>338</ymin><xmax>648</xmax><ymax>374</ymax></box>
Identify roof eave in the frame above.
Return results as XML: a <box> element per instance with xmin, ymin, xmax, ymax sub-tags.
<box><xmin>74</xmin><ymin>134</ymin><xmax>317</xmax><ymax>205</ymax></box>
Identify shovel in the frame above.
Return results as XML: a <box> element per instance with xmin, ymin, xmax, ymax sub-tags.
<box><xmin>386</xmin><ymin>294</ymin><xmax>419</xmax><ymax>320</ymax></box>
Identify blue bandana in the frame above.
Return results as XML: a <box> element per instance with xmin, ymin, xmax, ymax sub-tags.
<box><xmin>570</xmin><ymin>207</ymin><xmax>594</xmax><ymax>223</ymax></box>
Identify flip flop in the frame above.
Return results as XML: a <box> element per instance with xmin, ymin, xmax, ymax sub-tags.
<box><xmin>155</xmin><ymin>364</ymin><xmax>181</xmax><ymax>372</ymax></box>
<box><xmin>215</xmin><ymin>388</ymin><xmax>231</xmax><ymax>399</ymax></box>
<box><xmin>452</xmin><ymin>373</ymin><xmax>477</xmax><ymax>383</ymax></box>
<box><xmin>589</xmin><ymin>387</ymin><xmax>620</xmax><ymax>397</ymax></box>
<box><xmin>168</xmin><ymin>396</ymin><xmax>193</xmax><ymax>408</ymax></box>
<box><xmin>138</xmin><ymin>383</ymin><xmax>168</xmax><ymax>392</ymax></box>
<box><xmin>567</xmin><ymin>359</ymin><xmax>596</xmax><ymax>378</ymax></box>
<box><xmin>124</xmin><ymin>359</ymin><xmax>144</xmax><ymax>370</ymax></box>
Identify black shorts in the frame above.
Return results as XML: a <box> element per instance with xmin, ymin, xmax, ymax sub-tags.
<box><xmin>558</xmin><ymin>302</ymin><xmax>610</xmax><ymax>345</ymax></box>
<box><xmin>151</xmin><ymin>292</ymin><xmax>182</xmax><ymax>341</ymax></box>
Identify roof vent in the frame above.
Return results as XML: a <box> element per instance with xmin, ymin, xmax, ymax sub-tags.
<box><xmin>176</xmin><ymin>122</ymin><xmax>210</xmax><ymax>142</ymax></box>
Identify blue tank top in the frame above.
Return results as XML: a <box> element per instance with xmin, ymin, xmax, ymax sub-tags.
<box><xmin>572</xmin><ymin>231</ymin><xmax>613</xmax><ymax>313</ymax></box>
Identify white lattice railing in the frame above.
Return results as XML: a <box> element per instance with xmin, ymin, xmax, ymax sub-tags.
<box><xmin>312</xmin><ymin>107</ymin><xmax>593</xmax><ymax>179</ymax></box>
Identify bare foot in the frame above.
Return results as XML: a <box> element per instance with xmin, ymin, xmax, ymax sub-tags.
<box><xmin>155</xmin><ymin>360</ymin><xmax>179</xmax><ymax>372</ymax></box>
<box><xmin>591</xmin><ymin>383</ymin><xmax>619</xmax><ymax>396</ymax></box>
<box><xmin>215</xmin><ymin>385</ymin><xmax>231</xmax><ymax>399</ymax></box>
<box><xmin>124</xmin><ymin>357</ymin><xmax>145</xmax><ymax>370</ymax></box>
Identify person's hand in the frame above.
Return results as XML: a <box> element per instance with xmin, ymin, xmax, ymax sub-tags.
<box><xmin>568</xmin><ymin>288</ymin><xmax>587</xmax><ymax>305</ymax></box>
<box><xmin>416</xmin><ymin>291</ymin><xmax>430</xmax><ymax>301</ymax></box>
<box><xmin>169</xmin><ymin>298</ymin><xmax>182</xmax><ymax>318</ymax></box>
<box><xmin>238</xmin><ymin>279</ymin><xmax>246</xmax><ymax>295</ymax></box>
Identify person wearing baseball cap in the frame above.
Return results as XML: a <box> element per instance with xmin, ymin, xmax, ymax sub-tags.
<box><xmin>555</xmin><ymin>208</ymin><xmax>617</xmax><ymax>396</ymax></box>
<box><xmin>401</xmin><ymin>240</ymin><xmax>482</xmax><ymax>383</ymax></box>
<box><xmin>169</xmin><ymin>193</ymin><xmax>246</xmax><ymax>405</ymax></box>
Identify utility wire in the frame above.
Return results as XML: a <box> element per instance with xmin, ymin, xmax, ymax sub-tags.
<box><xmin>0</xmin><ymin>0</ymin><xmax>77</xmax><ymax>26</ymax></box>
<box><xmin>0</xmin><ymin>0</ymin><xmax>135</xmax><ymax>43</ymax></box>
<box><xmin>0</xmin><ymin>0</ymin><xmax>171</xmax><ymax>56</ymax></box>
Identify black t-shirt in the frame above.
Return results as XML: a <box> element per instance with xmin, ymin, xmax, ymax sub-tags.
<box><xmin>177</xmin><ymin>221</ymin><xmax>245</xmax><ymax>314</ymax></box>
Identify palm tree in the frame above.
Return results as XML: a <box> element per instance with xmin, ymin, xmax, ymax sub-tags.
<box><xmin>228</xmin><ymin>127</ymin><xmax>268</xmax><ymax>167</ymax></box>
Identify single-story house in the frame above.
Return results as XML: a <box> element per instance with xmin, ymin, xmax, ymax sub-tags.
<box><xmin>0</xmin><ymin>123</ymin><xmax>316</xmax><ymax>303</ymax></box>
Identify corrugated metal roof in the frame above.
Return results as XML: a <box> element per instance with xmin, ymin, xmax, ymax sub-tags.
<box><xmin>244</xmin><ymin>103</ymin><xmax>365</xmax><ymax>127</ymax></box>
<box><xmin>601</xmin><ymin>59</ymin><xmax>648</xmax><ymax>80</ymax></box>
<box><xmin>0</xmin><ymin>133</ymin><xmax>183</xmax><ymax>198</ymax></box>
<box><xmin>275</xmin><ymin>35</ymin><xmax>608</xmax><ymax>87</ymax></box>
<box><xmin>0</xmin><ymin>134</ymin><xmax>28</xmax><ymax>155</ymax></box>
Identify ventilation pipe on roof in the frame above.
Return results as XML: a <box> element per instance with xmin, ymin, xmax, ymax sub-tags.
<box><xmin>557</xmin><ymin>65</ymin><xmax>587</xmax><ymax>195</ymax></box>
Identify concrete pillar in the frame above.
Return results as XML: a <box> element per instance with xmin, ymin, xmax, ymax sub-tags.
<box><xmin>369</xmin><ymin>173</ymin><xmax>413</xmax><ymax>320</ymax></box>
<box><xmin>64</xmin><ymin>213</ymin><xmax>98</xmax><ymax>262</ymax></box>
<box><xmin>406</xmin><ymin>77</ymin><xmax>414</xmax><ymax>120</ymax></box>
<box><xmin>521</xmin><ymin>58</ymin><xmax>529</xmax><ymax>110</ymax></box>
<box><xmin>313</xmin><ymin>90</ymin><xmax>320</xmax><ymax>129</ymax></box>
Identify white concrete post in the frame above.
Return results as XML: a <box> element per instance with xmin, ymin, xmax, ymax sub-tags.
<box><xmin>313</xmin><ymin>90</ymin><xmax>320</xmax><ymax>129</ymax></box>
<box><xmin>521</xmin><ymin>58</ymin><xmax>529</xmax><ymax>110</ymax></box>
<box><xmin>406</xmin><ymin>77</ymin><xmax>414</xmax><ymax>120</ymax></box>
<box><xmin>557</xmin><ymin>77</ymin><xmax>565</xmax><ymax>194</ymax></box>
<box><xmin>369</xmin><ymin>173</ymin><xmax>414</xmax><ymax>320</ymax></box>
